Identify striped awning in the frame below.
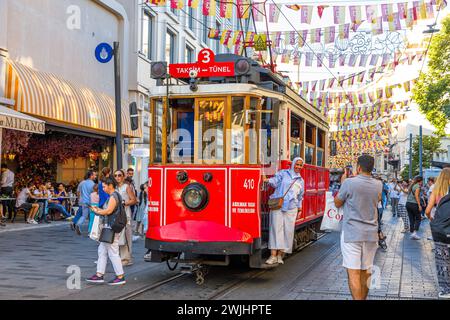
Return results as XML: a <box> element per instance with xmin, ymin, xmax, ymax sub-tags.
<box><xmin>4</xmin><ymin>60</ymin><xmax>141</xmax><ymax>138</ymax></box>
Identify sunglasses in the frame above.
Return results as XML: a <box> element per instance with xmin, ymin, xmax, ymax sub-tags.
<box><xmin>114</xmin><ymin>174</ymin><xmax>123</xmax><ymax>177</ymax></box>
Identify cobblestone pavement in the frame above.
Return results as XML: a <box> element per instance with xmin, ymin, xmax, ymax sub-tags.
<box><xmin>0</xmin><ymin>207</ymin><xmax>440</xmax><ymax>300</ymax></box>
<box><xmin>221</xmin><ymin>207</ymin><xmax>439</xmax><ymax>300</ymax></box>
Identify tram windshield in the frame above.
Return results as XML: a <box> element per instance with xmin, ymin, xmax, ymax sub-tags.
<box><xmin>151</xmin><ymin>95</ymin><xmax>278</xmax><ymax>165</ymax></box>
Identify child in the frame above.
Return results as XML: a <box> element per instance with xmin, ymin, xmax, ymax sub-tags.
<box><xmin>88</xmin><ymin>184</ymin><xmax>99</xmax><ymax>234</ymax></box>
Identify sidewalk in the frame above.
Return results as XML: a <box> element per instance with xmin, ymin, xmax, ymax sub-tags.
<box><xmin>283</xmin><ymin>207</ymin><xmax>439</xmax><ymax>300</ymax></box>
<box><xmin>0</xmin><ymin>220</ymin><xmax>69</xmax><ymax>233</ymax></box>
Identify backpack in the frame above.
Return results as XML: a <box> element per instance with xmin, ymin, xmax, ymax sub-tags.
<box><xmin>109</xmin><ymin>191</ymin><xmax>127</xmax><ymax>233</ymax></box>
<box><xmin>430</xmin><ymin>193</ymin><xmax>450</xmax><ymax>244</ymax></box>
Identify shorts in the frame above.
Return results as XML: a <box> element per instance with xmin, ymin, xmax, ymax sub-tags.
<box><xmin>17</xmin><ymin>203</ymin><xmax>33</xmax><ymax>212</ymax></box>
<box><xmin>340</xmin><ymin>231</ymin><xmax>378</xmax><ymax>270</ymax></box>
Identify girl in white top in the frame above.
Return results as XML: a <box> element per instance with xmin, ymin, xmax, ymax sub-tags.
<box><xmin>113</xmin><ymin>169</ymin><xmax>137</xmax><ymax>266</ymax></box>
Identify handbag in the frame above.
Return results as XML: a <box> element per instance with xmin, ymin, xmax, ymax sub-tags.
<box><xmin>99</xmin><ymin>216</ymin><xmax>115</xmax><ymax>244</ymax></box>
<box><xmin>267</xmin><ymin>178</ymin><xmax>298</xmax><ymax>211</ymax></box>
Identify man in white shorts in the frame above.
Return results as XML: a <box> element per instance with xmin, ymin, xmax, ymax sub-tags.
<box><xmin>334</xmin><ymin>155</ymin><xmax>382</xmax><ymax>300</ymax></box>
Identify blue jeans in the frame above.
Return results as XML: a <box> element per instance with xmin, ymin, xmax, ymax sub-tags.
<box><xmin>48</xmin><ymin>202</ymin><xmax>70</xmax><ymax>218</ymax></box>
<box><xmin>75</xmin><ymin>205</ymin><xmax>90</xmax><ymax>227</ymax></box>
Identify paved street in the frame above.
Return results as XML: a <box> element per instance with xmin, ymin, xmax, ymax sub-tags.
<box><xmin>0</xmin><ymin>208</ymin><xmax>440</xmax><ymax>300</ymax></box>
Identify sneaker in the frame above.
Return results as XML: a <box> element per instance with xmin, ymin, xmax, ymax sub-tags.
<box><xmin>86</xmin><ymin>274</ymin><xmax>104</xmax><ymax>284</ymax></box>
<box><xmin>439</xmin><ymin>292</ymin><xmax>450</xmax><ymax>299</ymax></box>
<box><xmin>94</xmin><ymin>260</ymin><xmax>98</xmax><ymax>265</ymax></box>
<box><xmin>277</xmin><ymin>256</ymin><xmax>284</xmax><ymax>264</ymax></box>
<box><xmin>265</xmin><ymin>256</ymin><xmax>278</xmax><ymax>265</ymax></box>
<box><xmin>144</xmin><ymin>252</ymin><xmax>152</xmax><ymax>261</ymax></box>
<box><xmin>427</xmin><ymin>236</ymin><xmax>433</xmax><ymax>240</ymax></box>
<box><xmin>411</xmin><ymin>232</ymin><xmax>421</xmax><ymax>240</ymax></box>
<box><xmin>108</xmin><ymin>276</ymin><xmax>126</xmax><ymax>286</ymax></box>
<box><xmin>75</xmin><ymin>225</ymin><xmax>81</xmax><ymax>236</ymax></box>
<box><xmin>132</xmin><ymin>235</ymin><xmax>140</xmax><ymax>242</ymax></box>
<box><xmin>31</xmin><ymin>220</ymin><xmax>38</xmax><ymax>225</ymax></box>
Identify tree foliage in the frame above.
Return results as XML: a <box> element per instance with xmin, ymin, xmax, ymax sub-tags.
<box><xmin>400</xmin><ymin>135</ymin><xmax>445</xmax><ymax>179</ymax></box>
<box><xmin>413</xmin><ymin>15</ymin><xmax>450</xmax><ymax>136</ymax></box>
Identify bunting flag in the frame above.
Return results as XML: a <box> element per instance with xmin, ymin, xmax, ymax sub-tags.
<box><xmin>310</xmin><ymin>28</ymin><xmax>321</xmax><ymax>43</ymax></box>
<box><xmin>220</xmin><ymin>30</ymin><xmax>233</xmax><ymax>46</ymax></box>
<box><xmin>366</xmin><ymin>5</ymin><xmax>378</xmax><ymax>24</ymax></box>
<box><xmin>338</xmin><ymin>23</ymin><xmax>350</xmax><ymax>39</ymax></box>
<box><xmin>329</xmin><ymin>53</ymin><xmax>337</xmax><ymax>68</ymax></box>
<box><xmin>333</xmin><ymin>6</ymin><xmax>346</xmax><ymax>24</ymax></box>
<box><xmin>359</xmin><ymin>54</ymin><xmax>369</xmax><ymax>67</ymax></box>
<box><xmin>298</xmin><ymin>30</ymin><xmax>308</xmax><ymax>47</ymax></box>
<box><xmin>208</xmin><ymin>28</ymin><xmax>220</xmax><ymax>39</ymax></box>
<box><xmin>269</xmin><ymin>4</ymin><xmax>281</xmax><ymax>23</ymax></box>
<box><xmin>149</xmin><ymin>0</ymin><xmax>167</xmax><ymax>5</ymax></box>
<box><xmin>349</xmin><ymin>5</ymin><xmax>362</xmax><ymax>24</ymax></box>
<box><xmin>286</xmin><ymin>4</ymin><xmax>302</xmax><ymax>11</ymax></box>
<box><xmin>237</xmin><ymin>0</ymin><xmax>251</xmax><ymax>19</ymax></box>
<box><xmin>324</xmin><ymin>26</ymin><xmax>335</xmax><ymax>44</ymax></box>
<box><xmin>381</xmin><ymin>3</ymin><xmax>389</xmax><ymax>21</ymax></box>
<box><xmin>301</xmin><ymin>6</ymin><xmax>313</xmax><ymax>24</ymax></box>
<box><xmin>426</xmin><ymin>1</ymin><xmax>435</xmax><ymax>18</ymax></box>
<box><xmin>348</xmin><ymin>54</ymin><xmax>357</xmax><ymax>67</ymax></box>
<box><xmin>317</xmin><ymin>5</ymin><xmax>328</xmax><ymax>18</ymax></box>
<box><xmin>188</xmin><ymin>0</ymin><xmax>199</xmax><ymax>8</ymax></box>
<box><xmin>317</xmin><ymin>53</ymin><xmax>323</xmax><ymax>67</ymax></box>
<box><xmin>253</xmin><ymin>3</ymin><xmax>264</xmax><ymax>21</ymax></box>
<box><xmin>398</xmin><ymin>2</ymin><xmax>408</xmax><ymax>19</ymax></box>
<box><xmin>372</xmin><ymin>16</ymin><xmax>383</xmax><ymax>35</ymax></box>
<box><xmin>305</xmin><ymin>52</ymin><xmax>313</xmax><ymax>66</ymax></box>
<box><xmin>219</xmin><ymin>0</ymin><xmax>233</xmax><ymax>19</ymax></box>
<box><xmin>203</xmin><ymin>0</ymin><xmax>216</xmax><ymax>16</ymax></box>
<box><xmin>419</xmin><ymin>0</ymin><xmax>428</xmax><ymax>19</ymax></box>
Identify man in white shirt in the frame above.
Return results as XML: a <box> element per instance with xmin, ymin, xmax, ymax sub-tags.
<box><xmin>1</xmin><ymin>164</ymin><xmax>15</xmax><ymax>219</ymax></box>
<box><xmin>15</xmin><ymin>183</ymin><xmax>40</xmax><ymax>224</ymax></box>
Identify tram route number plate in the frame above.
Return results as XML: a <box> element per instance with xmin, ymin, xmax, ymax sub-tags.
<box><xmin>169</xmin><ymin>48</ymin><xmax>235</xmax><ymax>78</ymax></box>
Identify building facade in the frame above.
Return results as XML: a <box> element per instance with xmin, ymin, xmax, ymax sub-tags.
<box><xmin>0</xmin><ymin>0</ymin><xmax>141</xmax><ymax>187</ymax></box>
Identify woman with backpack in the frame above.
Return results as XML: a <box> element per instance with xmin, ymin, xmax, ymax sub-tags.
<box><xmin>406</xmin><ymin>176</ymin><xmax>424</xmax><ymax>240</ymax></box>
<box><xmin>86</xmin><ymin>177</ymin><xmax>126</xmax><ymax>285</ymax></box>
<box><xmin>426</xmin><ymin>168</ymin><xmax>450</xmax><ymax>299</ymax></box>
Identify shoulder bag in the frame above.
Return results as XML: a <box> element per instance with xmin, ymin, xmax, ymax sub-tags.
<box><xmin>267</xmin><ymin>178</ymin><xmax>298</xmax><ymax>211</ymax></box>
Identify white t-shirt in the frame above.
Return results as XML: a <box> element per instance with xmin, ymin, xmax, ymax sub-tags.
<box><xmin>399</xmin><ymin>191</ymin><xmax>408</xmax><ymax>206</ymax></box>
<box><xmin>16</xmin><ymin>188</ymin><xmax>30</xmax><ymax>207</ymax></box>
<box><xmin>389</xmin><ymin>183</ymin><xmax>400</xmax><ymax>198</ymax></box>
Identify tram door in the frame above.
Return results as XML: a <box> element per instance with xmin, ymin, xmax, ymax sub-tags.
<box><xmin>170</xmin><ymin>98</ymin><xmax>195</xmax><ymax>164</ymax></box>
<box><xmin>177</xmin><ymin>111</ymin><xmax>194</xmax><ymax>161</ymax></box>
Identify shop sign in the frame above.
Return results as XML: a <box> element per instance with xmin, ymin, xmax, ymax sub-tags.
<box><xmin>0</xmin><ymin>114</ymin><xmax>45</xmax><ymax>134</ymax></box>
<box><xmin>169</xmin><ymin>48</ymin><xmax>235</xmax><ymax>78</ymax></box>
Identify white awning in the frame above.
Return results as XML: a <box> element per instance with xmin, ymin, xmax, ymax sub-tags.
<box><xmin>0</xmin><ymin>104</ymin><xmax>45</xmax><ymax>134</ymax></box>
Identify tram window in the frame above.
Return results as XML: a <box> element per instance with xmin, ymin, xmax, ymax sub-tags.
<box><xmin>167</xmin><ymin>99</ymin><xmax>195</xmax><ymax>164</ymax></box>
<box><xmin>305</xmin><ymin>146</ymin><xmax>314</xmax><ymax>165</ymax></box>
<box><xmin>317</xmin><ymin>149</ymin><xmax>324</xmax><ymax>167</ymax></box>
<box><xmin>260</xmin><ymin>98</ymin><xmax>279</xmax><ymax>164</ymax></box>
<box><xmin>290</xmin><ymin>113</ymin><xmax>304</xmax><ymax>160</ymax></box>
<box><xmin>306</xmin><ymin>123</ymin><xmax>314</xmax><ymax>144</ymax></box>
<box><xmin>197</xmin><ymin>98</ymin><xmax>224</xmax><ymax>164</ymax></box>
<box><xmin>248</xmin><ymin>97</ymin><xmax>259</xmax><ymax>164</ymax></box>
<box><xmin>153</xmin><ymin>99</ymin><xmax>163</xmax><ymax>163</ymax></box>
<box><xmin>230</xmin><ymin>97</ymin><xmax>245</xmax><ymax>164</ymax></box>
<box><xmin>317</xmin><ymin>129</ymin><xmax>325</xmax><ymax>167</ymax></box>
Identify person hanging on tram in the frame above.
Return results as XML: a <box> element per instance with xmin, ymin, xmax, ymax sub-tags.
<box><xmin>263</xmin><ymin>157</ymin><xmax>305</xmax><ymax>265</ymax></box>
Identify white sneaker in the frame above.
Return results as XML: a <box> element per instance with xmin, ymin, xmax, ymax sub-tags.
<box><xmin>411</xmin><ymin>232</ymin><xmax>421</xmax><ymax>240</ymax></box>
<box><xmin>132</xmin><ymin>235</ymin><xmax>140</xmax><ymax>242</ymax></box>
<box><xmin>439</xmin><ymin>292</ymin><xmax>450</xmax><ymax>299</ymax></box>
<box><xmin>265</xmin><ymin>256</ymin><xmax>278</xmax><ymax>265</ymax></box>
<box><xmin>277</xmin><ymin>256</ymin><xmax>284</xmax><ymax>264</ymax></box>
<box><xmin>401</xmin><ymin>229</ymin><xmax>407</xmax><ymax>233</ymax></box>
<box><xmin>427</xmin><ymin>236</ymin><xmax>433</xmax><ymax>240</ymax></box>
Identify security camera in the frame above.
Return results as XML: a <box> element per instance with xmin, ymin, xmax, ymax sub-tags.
<box><xmin>189</xmin><ymin>69</ymin><xmax>198</xmax><ymax>79</ymax></box>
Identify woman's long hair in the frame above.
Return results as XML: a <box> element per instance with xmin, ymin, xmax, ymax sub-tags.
<box><xmin>433</xmin><ymin>168</ymin><xmax>450</xmax><ymax>199</ymax></box>
<box><xmin>408</xmin><ymin>176</ymin><xmax>423</xmax><ymax>194</ymax></box>
<box><xmin>139</xmin><ymin>183</ymin><xmax>147</xmax><ymax>205</ymax></box>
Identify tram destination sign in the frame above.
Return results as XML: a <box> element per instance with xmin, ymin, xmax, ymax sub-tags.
<box><xmin>169</xmin><ymin>48</ymin><xmax>235</xmax><ymax>78</ymax></box>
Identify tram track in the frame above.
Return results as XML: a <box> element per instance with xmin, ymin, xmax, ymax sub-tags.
<box><xmin>117</xmin><ymin>232</ymin><xmax>329</xmax><ymax>301</ymax></box>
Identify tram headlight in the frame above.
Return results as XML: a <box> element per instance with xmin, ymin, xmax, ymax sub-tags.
<box><xmin>181</xmin><ymin>183</ymin><xmax>209</xmax><ymax>212</ymax></box>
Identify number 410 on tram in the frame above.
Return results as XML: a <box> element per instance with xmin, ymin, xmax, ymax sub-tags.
<box><xmin>146</xmin><ymin>51</ymin><xmax>330</xmax><ymax>268</ymax></box>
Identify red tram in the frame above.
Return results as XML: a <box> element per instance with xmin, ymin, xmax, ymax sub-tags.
<box><xmin>146</xmin><ymin>50</ymin><xmax>329</xmax><ymax>270</ymax></box>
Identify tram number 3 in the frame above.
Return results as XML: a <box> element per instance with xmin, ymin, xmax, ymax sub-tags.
<box><xmin>199</xmin><ymin>50</ymin><xmax>211</xmax><ymax>64</ymax></box>
<box><xmin>243</xmin><ymin>179</ymin><xmax>255</xmax><ymax>190</ymax></box>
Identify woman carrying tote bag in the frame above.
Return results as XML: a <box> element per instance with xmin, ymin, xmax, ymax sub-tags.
<box><xmin>263</xmin><ymin>157</ymin><xmax>305</xmax><ymax>265</ymax></box>
<box><xmin>86</xmin><ymin>177</ymin><xmax>126</xmax><ymax>286</ymax></box>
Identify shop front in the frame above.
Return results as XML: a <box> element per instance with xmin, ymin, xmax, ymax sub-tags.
<box><xmin>1</xmin><ymin>58</ymin><xmax>141</xmax><ymax>189</ymax></box>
